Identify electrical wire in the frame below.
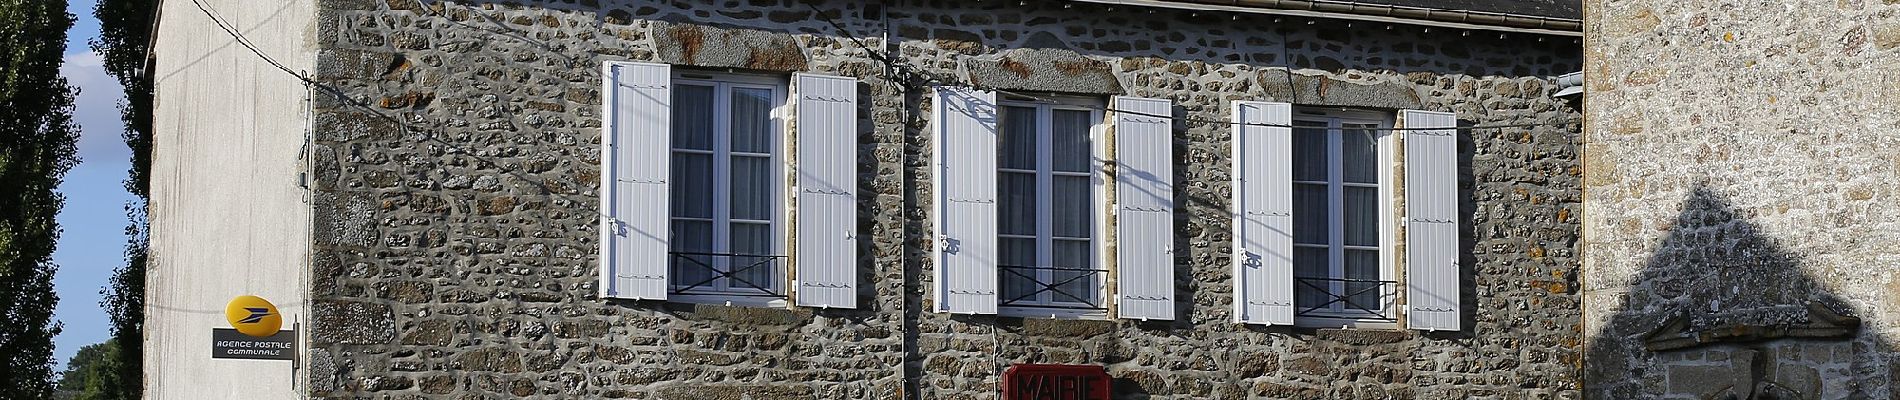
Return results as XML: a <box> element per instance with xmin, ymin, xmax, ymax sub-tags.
<box><xmin>188</xmin><ymin>0</ymin><xmax>393</xmax><ymax>124</ymax></box>
<box><xmin>183</xmin><ymin>0</ymin><xmax>1581</xmax><ymax>247</ymax></box>
<box><xmin>804</xmin><ymin>2</ymin><xmax>1575</xmax><ymax>133</ymax></box>
<box><xmin>204</xmin><ymin>0</ymin><xmax>1568</xmax><ymax>136</ymax></box>
<box><xmin>187</xmin><ymin>0</ymin><xmax>632</xmax><ymax>227</ymax></box>
<box><xmin>189</xmin><ymin>0</ymin><xmax>306</xmax><ymax>85</ymax></box>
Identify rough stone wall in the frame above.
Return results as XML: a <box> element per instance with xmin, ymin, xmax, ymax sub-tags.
<box><xmin>1583</xmin><ymin>1</ymin><xmax>1900</xmax><ymax>399</ymax></box>
<box><xmin>303</xmin><ymin>0</ymin><xmax>1582</xmax><ymax>398</ymax></box>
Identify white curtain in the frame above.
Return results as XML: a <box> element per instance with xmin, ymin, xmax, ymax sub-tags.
<box><xmin>729</xmin><ymin>87</ymin><xmax>776</xmax><ymax>290</ymax></box>
<box><xmin>671</xmin><ymin>85</ymin><xmax>717</xmax><ymax>285</ymax></box>
<box><xmin>1294</xmin><ymin>247</ymin><xmax>1327</xmax><ymax>309</ymax></box>
<box><xmin>1342</xmin><ymin>124</ymin><xmax>1381</xmax><ymax>312</ymax></box>
<box><xmin>1052</xmin><ymin>110</ymin><xmax>1092</xmax><ymax>173</ymax></box>
<box><xmin>998</xmin><ymin>106</ymin><xmax>1039</xmax><ymax>302</ymax></box>
<box><xmin>1342</xmin><ymin>124</ymin><xmax>1378</xmax><ymax>184</ymax></box>
<box><xmin>1052</xmin><ymin>110</ymin><xmax>1096</xmax><ymax>304</ymax></box>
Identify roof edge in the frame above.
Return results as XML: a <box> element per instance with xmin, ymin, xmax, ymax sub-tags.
<box><xmin>1069</xmin><ymin>0</ymin><xmax>1582</xmax><ymax>36</ymax></box>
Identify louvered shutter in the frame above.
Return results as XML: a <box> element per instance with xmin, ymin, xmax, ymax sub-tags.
<box><xmin>601</xmin><ymin>62</ymin><xmax>672</xmax><ymax>300</ymax></box>
<box><xmin>1402</xmin><ymin>110</ymin><xmax>1461</xmax><ymax>331</ymax></box>
<box><xmin>933</xmin><ymin>87</ymin><xmax>1000</xmax><ymax>314</ymax></box>
<box><xmin>793</xmin><ymin>73</ymin><xmax>859</xmax><ymax>309</ymax></box>
<box><xmin>1231</xmin><ymin>101</ymin><xmax>1295</xmax><ymax>325</ymax></box>
<box><xmin>1112</xmin><ymin>96</ymin><xmax>1176</xmax><ymax>321</ymax></box>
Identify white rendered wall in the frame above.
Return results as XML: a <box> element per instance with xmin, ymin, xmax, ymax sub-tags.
<box><xmin>146</xmin><ymin>0</ymin><xmax>315</xmax><ymax>398</ymax></box>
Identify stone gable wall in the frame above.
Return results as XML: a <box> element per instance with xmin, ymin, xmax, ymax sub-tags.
<box><xmin>304</xmin><ymin>0</ymin><xmax>1582</xmax><ymax>398</ymax></box>
<box><xmin>1583</xmin><ymin>1</ymin><xmax>1900</xmax><ymax>399</ymax></box>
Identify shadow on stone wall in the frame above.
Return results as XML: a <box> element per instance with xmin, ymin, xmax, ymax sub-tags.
<box><xmin>1584</xmin><ymin>186</ymin><xmax>1893</xmax><ymax>399</ymax></box>
<box><xmin>1452</xmin><ymin>117</ymin><xmax>1485</xmax><ymax>337</ymax></box>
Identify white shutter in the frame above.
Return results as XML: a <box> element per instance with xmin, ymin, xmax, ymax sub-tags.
<box><xmin>601</xmin><ymin>62</ymin><xmax>672</xmax><ymax>300</ymax></box>
<box><xmin>932</xmin><ymin>87</ymin><xmax>1000</xmax><ymax>314</ymax></box>
<box><xmin>1231</xmin><ymin>101</ymin><xmax>1295</xmax><ymax>325</ymax></box>
<box><xmin>1112</xmin><ymin>96</ymin><xmax>1176</xmax><ymax>321</ymax></box>
<box><xmin>793</xmin><ymin>73</ymin><xmax>859</xmax><ymax>309</ymax></box>
<box><xmin>1402</xmin><ymin>109</ymin><xmax>1461</xmax><ymax>331</ymax></box>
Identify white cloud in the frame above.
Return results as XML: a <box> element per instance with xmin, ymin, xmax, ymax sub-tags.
<box><xmin>64</xmin><ymin>51</ymin><xmax>103</xmax><ymax>68</ymax></box>
<box><xmin>58</xmin><ymin>51</ymin><xmax>132</xmax><ymax>166</ymax></box>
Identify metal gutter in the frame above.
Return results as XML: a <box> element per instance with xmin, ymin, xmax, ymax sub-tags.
<box><xmin>1553</xmin><ymin>71</ymin><xmax>1583</xmax><ymax>97</ymax></box>
<box><xmin>1068</xmin><ymin>0</ymin><xmax>1583</xmax><ymax>37</ymax></box>
<box><xmin>141</xmin><ymin>0</ymin><xmax>167</xmax><ymax>81</ymax></box>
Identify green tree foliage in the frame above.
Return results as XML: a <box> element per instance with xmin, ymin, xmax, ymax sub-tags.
<box><xmin>54</xmin><ymin>340</ymin><xmax>125</xmax><ymax>400</ymax></box>
<box><xmin>91</xmin><ymin>1</ymin><xmax>156</xmax><ymax>398</ymax></box>
<box><xmin>0</xmin><ymin>0</ymin><xmax>79</xmax><ymax>398</ymax></box>
<box><xmin>90</xmin><ymin>0</ymin><xmax>153</xmax><ymax>199</ymax></box>
<box><xmin>97</xmin><ymin>207</ymin><xmax>143</xmax><ymax>400</ymax></box>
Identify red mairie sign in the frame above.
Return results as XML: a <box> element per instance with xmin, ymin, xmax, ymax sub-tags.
<box><xmin>1003</xmin><ymin>364</ymin><xmax>1111</xmax><ymax>400</ymax></box>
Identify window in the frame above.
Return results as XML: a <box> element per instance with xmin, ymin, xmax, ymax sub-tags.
<box><xmin>1232</xmin><ymin>102</ymin><xmax>1459</xmax><ymax>330</ymax></box>
<box><xmin>602</xmin><ymin>63</ymin><xmax>860</xmax><ymax>307</ymax></box>
<box><xmin>1290</xmin><ymin>109</ymin><xmax>1395</xmax><ymax>324</ymax></box>
<box><xmin>995</xmin><ymin>100</ymin><xmax>1106</xmax><ymax>315</ymax></box>
<box><xmin>933</xmin><ymin>90</ymin><xmax>1175</xmax><ymax>319</ymax></box>
<box><xmin>668</xmin><ymin>73</ymin><xmax>786</xmax><ymax>302</ymax></box>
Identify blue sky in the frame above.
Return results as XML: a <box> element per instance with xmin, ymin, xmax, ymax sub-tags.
<box><xmin>51</xmin><ymin>0</ymin><xmax>137</xmax><ymax>370</ymax></box>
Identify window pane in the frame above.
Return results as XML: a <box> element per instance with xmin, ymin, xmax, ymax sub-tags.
<box><xmin>1293</xmin><ymin>246</ymin><xmax>1329</xmax><ymax>311</ymax></box>
<box><xmin>1344</xmin><ymin>249</ymin><xmax>1381</xmax><ymax>313</ymax></box>
<box><xmin>731</xmin><ymin>87</ymin><xmax>774</xmax><ymax>154</ymax></box>
<box><xmin>730</xmin><ymin>155</ymin><xmax>771</xmax><ymax>221</ymax></box>
<box><xmin>1052</xmin><ymin>109</ymin><xmax>1093</xmax><ymax>173</ymax></box>
<box><xmin>729</xmin><ymin>222</ymin><xmax>776</xmax><ymax>292</ymax></box>
<box><xmin>1052</xmin><ymin>175</ymin><xmax>1091</xmax><ymax>238</ymax></box>
<box><xmin>1344</xmin><ymin>186</ymin><xmax>1378</xmax><ymax>247</ymax></box>
<box><xmin>1293</xmin><ymin>183</ymin><xmax>1328</xmax><ymax>245</ymax></box>
<box><xmin>999</xmin><ymin>238</ymin><xmax>1038</xmax><ymax>304</ymax></box>
<box><xmin>998</xmin><ymin>172</ymin><xmax>1037</xmax><ymax>236</ymax></box>
<box><xmin>671</xmin><ymin>152</ymin><xmax>713</xmax><ymax>219</ymax></box>
<box><xmin>1052</xmin><ymin>239</ymin><xmax>1096</xmax><ymax>305</ymax></box>
<box><xmin>673</xmin><ymin>85</ymin><xmax>715</xmax><ymax>151</ymax></box>
<box><xmin>670</xmin><ymin>220</ymin><xmax>715</xmax><ymax>288</ymax></box>
<box><xmin>1343</xmin><ymin>124</ymin><xmax>1378</xmax><ymax>184</ymax></box>
<box><xmin>999</xmin><ymin>106</ymin><xmax>1038</xmax><ymax>170</ymax></box>
<box><xmin>1292</xmin><ymin>123</ymin><xmax>1327</xmax><ymax>182</ymax></box>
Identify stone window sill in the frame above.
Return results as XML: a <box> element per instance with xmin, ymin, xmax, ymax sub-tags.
<box><xmin>670</xmin><ymin>293</ymin><xmax>788</xmax><ymax>309</ymax></box>
<box><xmin>998</xmin><ymin>306</ymin><xmax>1109</xmax><ymax>320</ymax></box>
<box><xmin>1294</xmin><ymin>314</ymin><xmax>1400</xmax><ymax>330</ymax></box>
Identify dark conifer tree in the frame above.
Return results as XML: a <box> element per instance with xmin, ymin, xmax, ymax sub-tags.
<box><xmin>0</xmin><ymin>0</ymin><xmax>80</xmax><ymax>398</ymax></box>
<box><xmin>90</xmin><ymin>0</ymin><xmax>157</xmax><ymax>398</ymax></box>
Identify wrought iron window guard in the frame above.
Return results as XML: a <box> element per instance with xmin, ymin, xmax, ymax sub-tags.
<box><xmin>1295</xmin><ymin>276</ymin><xmax>1398</xmax><ymax>321</ymax></box>
<box><xmin>669</xmin><ymin>251</ymin><xmax>787</xmax><ymax>298</ymax></box>
<box><xmin>999</xmin><ymin>265</ymin><xmax>1108</xmax><ymax>310</ymax></box>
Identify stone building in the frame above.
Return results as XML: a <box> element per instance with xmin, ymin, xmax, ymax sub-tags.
<box><xmin>1583</xmin><ymin>1</ymin><xmax>1900</xmax><ymax>399</ymax></box>
<box><xmin>146</xmin><ymin>0</ymin><xmax>1583</xmax><ymax>398</ymax></box>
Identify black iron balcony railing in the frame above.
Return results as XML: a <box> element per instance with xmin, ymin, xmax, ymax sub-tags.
<box><xmin>999</xmin><ymin>265</ymin><xmax>1108</xmax><ymax>310</ymax></box>
<box><xmin>669</xmin><ymin>251</ymin><xmax>787</xmax><ymax>298</ymax></box>
<box><xmin>1295</xmin><ymin>276</ymin><xmax>1398</xmax><ymax>321</ymax></box>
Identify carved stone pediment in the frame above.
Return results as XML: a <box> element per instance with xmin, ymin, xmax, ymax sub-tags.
<box><xmin>1643</xmin><ymin>301</ymin><xmax>1859</xmax><ymax>352</ymax></box>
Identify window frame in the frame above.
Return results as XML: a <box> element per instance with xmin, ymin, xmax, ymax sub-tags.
<box><xmin>1289</xmin><ymin>108</ymin><xmax>1398</xmax><ymax>328</ymax></box>
<box><xmin>994</xmin><ymin>95</ymin><xmax>1111</xmax><ymax>319</ymax></box>
<box><xmin>667</xmin><ymin>71</ymin><xmax>791</xmax><ymax>308</ymax></box>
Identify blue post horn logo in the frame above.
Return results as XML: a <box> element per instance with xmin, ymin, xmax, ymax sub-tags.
<box><xmin>238</xmin><ymin>307</ymin><xmax>271</xmax><ymax>324</ymax></box>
